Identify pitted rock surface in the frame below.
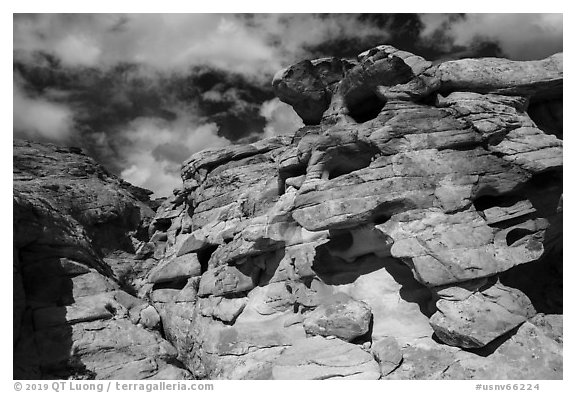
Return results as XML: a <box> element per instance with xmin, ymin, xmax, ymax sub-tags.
<box><xmin>146</xmin><ymin>45</ymin><xmax>561</xmax><ymax>379</ymax></box>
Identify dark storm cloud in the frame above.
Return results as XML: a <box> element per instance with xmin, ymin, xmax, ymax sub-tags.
<box><xmin>13</xmin><ymin>13</ymin><xmax>563</xmax><ymax>196</ymax></box>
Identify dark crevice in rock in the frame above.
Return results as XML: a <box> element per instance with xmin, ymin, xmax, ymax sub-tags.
<box><xmin>156</xmin><ymin>318</ymin><xmax>169</xmax><ymax>342</ymax></box>
<box><xmin>525</xmin><ymin>171</ymin><xmax>563</xmax><ymax>215</ymax></box>
<box><xmin>500</xmin><ymin>252</ymin><xmax>562</xmax><ymax>314</ymax></box>
<box><xmin>527</xmin><ymin>97</ymin><xmax>563</xmax><ymax>139</ymax></box>
<box><xmin>372</xmin><ymin>214</ymin><xmax>392</xmax><ymax>225</ymax></box>
<box><xmin>472</xmin><ymin>193</ymin><xmax>525</xmax><ymax>212</ymax></box>
<box><xmin>152</xmin><ymin>220</ymin><xmax>172</xmax><ymax>233</ymax></box>
<box><xmin>197</xmin><ymin>245</ymin><xmax>219</xmax><ymax>275</ymax></box>
<box><xmin>152</xmin><ymin>278</ymin><xmax>188</xmax><ymax>291</ymax></box>
<box><xmin>436</xmin><ymin>139</ymin><xmax>484</xmax><ymax>152</ymax></box>
<box><xmin>278</xmin><ymin>163</ymin><xmax>307</xmax><ymax>195</ymax></box>
<box><xmin>325</xmin><ymin>230</ymin><xmax>353</xmax><ymax>251</ymax></box>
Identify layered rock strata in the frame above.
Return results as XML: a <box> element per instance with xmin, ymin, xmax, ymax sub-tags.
<box><xmin>144</xmin><ymin>45</ymin><xmax>562</xmax><ymax>379</ymax></box>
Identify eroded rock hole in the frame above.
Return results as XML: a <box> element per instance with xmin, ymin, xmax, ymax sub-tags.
<box><xmin>472</xmin><ymin>194</ymin><xmax>524</xmax><ymax>212</ymax></box>
<box><xmin>325</xmin><ymin>230</ymin><xmax>354</xmax><ymax>252</ymax></box>
<box><xmin>326</xmin><ymin>154</ymin><xmax>372</xmax><ymax>180</ymax></box>
<box><xmin>372</xmin><ymin>213</ymin><xmax>392</xmax><ymax>225</ymax></box>
<box><xmin>324</xmin><ymin>144</ymin><xmax>380</xmax><ymax>180</ymax></box>
<box><xmin>346</xmin><ymin>91</ymin><xmax>386</xmax><ymax>123</ymax></box>
<box><xmin>152</xmin><ymin>219</ymin><xmax>171</xmax><ymax>233</ymax></box>
<box><xmin>369</xmin><ymin>200</ymin><xmax>413</xmax><ymax>224</ymax></box>
<box><xmin>506</xmin><ymin>228</ymin><xmax>534</xmax><ymax>246</ymax></box>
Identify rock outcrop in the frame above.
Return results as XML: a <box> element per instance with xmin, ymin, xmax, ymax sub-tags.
<box><xmin>14</xmin><ymin>44</ymin><xmax>562</xmax><ymax>380</ymax></box>
<box><xmin>13</xmin><ymin>140</ymin><xmax>191</xmax><ymax>379</ymax></box>
<box><xmin>145</xmin><ymin>45</ymin><xmax>561</xmax><ymax>379</ymax></box>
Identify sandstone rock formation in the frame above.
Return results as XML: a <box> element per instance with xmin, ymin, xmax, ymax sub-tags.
<box><xmin>146</xmin><ymin>45</ymin><xmax>561</xmax><ymax>379</ymax></box>
<box><xmin>14</xmin><ymin>44</ymin><xmax>562</xmax><ymax>380</ymax></box>
<box><xmin>13</xmin><ymin>140</ymin><xmax>191</xmax><ymax>379</ymax></box>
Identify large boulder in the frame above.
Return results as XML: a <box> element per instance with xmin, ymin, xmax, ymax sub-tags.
<box><xmin>302</xmin><ymin>293</ymin><xmax>372</xmax><ymax>341</ymax></box>
<box><xmin>429</xmin><ymin>279</ymin><xmax>536</xmax><ymax>348</ymax></box>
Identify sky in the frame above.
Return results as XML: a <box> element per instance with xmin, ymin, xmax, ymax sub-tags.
<box><xmin>13</xmin><ymin>13</ymin><xmax>563</xmax><ymax>197</ymax></box>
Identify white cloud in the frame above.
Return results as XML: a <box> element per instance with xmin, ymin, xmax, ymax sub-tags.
<box><xmin>13</xmin><ymin>82</ymin><xmax>74</xmax><ymax>140</ymax></box>
<box><xmin>260</xmin><ymin>98</ymin><xmax>304</xmax><ymax>138</ymax></box>
<box><xmin>14</xmin><ymin>14</ymin><xmax>107</xmax><ymax>67</ymax></box>
<box><xmin>52</xmin><ymin>35</ymin><xmax>102</xmax><ymax>66</ymax></box>
<box><xmin>119</xmin><ymin>114</ymin><xmax>230</xmax><ymax>196</ymax></box>
<box><xmin>419</xmin><ymin>14</ymin><xmax>563</xmax><ymax>60</ymax></box>
<box><xmin>13</xmin><ymin>14</ymin><xmax>388</xmax><ymax>76</ymax></box>
<box><xmin>120</xmin><ymin>155</ymin><xmax>182</xmax><ymax>198</ymax></box>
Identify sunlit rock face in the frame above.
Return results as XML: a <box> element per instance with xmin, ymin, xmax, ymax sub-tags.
<box><xmin>14</xmin><ymin>44</ymin><xmax>562</xmax><ymax>380</ymax></box>
<box><xmin>146</xmin><ymin>45</ymin><xmax>562</xmax><ymax>379</ymax></box>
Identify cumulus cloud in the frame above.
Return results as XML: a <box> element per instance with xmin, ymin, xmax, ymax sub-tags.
<box><xmin>13</xmin><ymin>14</ymin><xmax>389</xmax><ymax>77</ymax></box>
<box><xmin>118</xmin><ymin>114</ymin><xmax>229</xmax><ymax>196</ymax></box>
<box><xmin>260</xmin><ymin>98</ymin><xmax>304</xmax><ymax>138</ymax></box>
<box><xmin>121</xmin><ymin>155</ymin><xmax>181</xmax><ymax>198</ymax></box>
<box><xmin>419</xmin><ymin>14</ymin><xmax>563</xmax><ymax>60</ymax></box>
<box><xmin>14</xmin><ymin>14</ymin><xmax>106</xmax><ymax>67</ymax></box>
<box><xmin>13</xmin><ymin>82</ymin><xmax>74</xmax><ymax>140</ymax></box>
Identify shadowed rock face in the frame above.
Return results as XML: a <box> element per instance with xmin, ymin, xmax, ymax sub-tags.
<box><xmin>13</xmin><ymin>140</ymin><xmax>192</xmax><ymax>379</ymax></box>
<box><xmin>14</xmin><ymin>44</ymin><xmax>562</xmax><ymax>380</ymax></box>
<box><xmin>147</xmin><ymin>45</ymin><xmax>561</xmax><ymax>380</ymax></box>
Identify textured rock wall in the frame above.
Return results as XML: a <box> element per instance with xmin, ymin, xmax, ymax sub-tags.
<box><xmin>13</xmin><ymin>140</ymin><xmax>191</xmax><ymax>379</ymax></box>
<box><xmin>146</xmin><ymin>45</ymin><xmax>562</xmax><ymax>379</ymax></box>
